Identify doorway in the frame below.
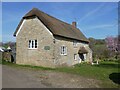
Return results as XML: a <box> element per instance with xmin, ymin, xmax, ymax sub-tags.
<box><xmin>79</xmin><ymin>53</ymin><xmax>85</xmax><ymax>61</ymax></box>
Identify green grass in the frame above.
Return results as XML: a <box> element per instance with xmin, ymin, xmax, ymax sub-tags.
<box><xmin>2</xmin><ymin>61</ymin><xmax>55</xmax><ymax>70</ymax></box>
<box><xmin>2</xmin><ymin>60</ymin><xmax>120</xmax><ymax>88</ymax></box>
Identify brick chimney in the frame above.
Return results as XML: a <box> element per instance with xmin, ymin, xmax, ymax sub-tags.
<box><xmin>72</xmin><ymin>22</ymin><xmax>77</xmax><ymax>27</ymax></box>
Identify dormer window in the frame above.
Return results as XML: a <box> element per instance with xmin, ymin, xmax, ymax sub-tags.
<box><xmin>73</xmin><ymin>40</ymin><xmax>77</xmax><ymax>47</ymax></box>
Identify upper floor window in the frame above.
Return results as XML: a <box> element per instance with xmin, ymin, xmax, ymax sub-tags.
<box><xmin>73</xmin><ymin>40</ymin><xmax>77</xmax><ymax>47</ymax></box>
<box><xmin>29</xmin><ymin>40</ymin><xmax>37</xmax><ymax>49</ymax></box>
<box><xmin>60</xmin><ymin>46</ymin><xmax>67</xmax><ymax>55</ymax></box>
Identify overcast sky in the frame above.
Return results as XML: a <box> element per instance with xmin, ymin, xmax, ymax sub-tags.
<box><xmin>2</xmin><ymin>2</ymin><xmax>118</xmax><ymax>42</ymax></box>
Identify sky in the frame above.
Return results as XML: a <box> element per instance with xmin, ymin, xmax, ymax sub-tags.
<box><xmin>2</xmin><ymin>2</ymin><xmax>118</xmax><ymax>42</ymax></box>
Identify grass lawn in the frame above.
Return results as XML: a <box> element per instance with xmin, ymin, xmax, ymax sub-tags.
<box><xmin>56</xmin><ymin>61</ymin><xmax>120</xmax><ymax>88</ymax></box>
<box><xmin>2</xmin><ymin>60</ymin><xmax>120</xmax><ymax>88</ymax></box>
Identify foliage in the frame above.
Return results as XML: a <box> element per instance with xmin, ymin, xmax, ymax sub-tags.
<box><xmin>105</xmin><ymin>36</ymin><xmax>120</xmax><ymax>61</ymax></box>
<box><xmin>1</xmin><ymin>42</ymin><xmax>16</xmax><ymax>49</ymax></box>
<box><xmin>88</xmin><ymin>36</ymin><xmax>119</xmax><ymax>61</ymax></box>
<box><xmin>89</xmin><ymin>37</ymin><xmax>108</xmax><ymax>60</ymax></box>
<box><xmin>105</xmin><ymin>36</ymin><xmax>118</xmax><ymax>52</ymax></box>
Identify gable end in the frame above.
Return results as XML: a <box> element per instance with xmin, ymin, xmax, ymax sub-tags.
<box><xmin>14</xmin><ymin>16</ymin><xmax>53</xmax><ymax>37</ymax></box>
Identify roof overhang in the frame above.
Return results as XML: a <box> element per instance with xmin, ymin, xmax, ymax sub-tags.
<box><xmin>78</xmin><ymin>46</ymin><xmax>88</xmax><ymax>54</ymax></box>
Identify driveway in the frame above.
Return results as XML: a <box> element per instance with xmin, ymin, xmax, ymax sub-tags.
<box><xmin>2</xmin><ymin>65</ymin><xmax>100</xmax><ymax>88</ymax></box>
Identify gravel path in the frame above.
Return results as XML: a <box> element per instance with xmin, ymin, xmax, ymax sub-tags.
<box><xmin>2</xmin><ymin>65</ymin><xmax>100</xmax><ymax>88</ymax></box>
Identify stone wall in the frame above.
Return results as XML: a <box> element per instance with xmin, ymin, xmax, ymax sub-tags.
<box><xmin>16</xmin><ymin>17</ymin><xmax>55</xmax><ymax>68</ymax></box>
<box><xmin>54</xmin><ymin>36</ymin><xmax>92</xmax><ymax>67</ymax></box>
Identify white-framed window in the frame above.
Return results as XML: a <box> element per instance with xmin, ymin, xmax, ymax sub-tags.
<box><xmin>74</xmin><ymin>54</ymin><xmax>77</xmax><ymax>60</ymax></box>
<box><xmin>29</xmin><ymin>40</ymin><xmax>37</xmax><ymax>49</ymax></box>
<box><xmin>60</xmin><ymin>46</ymin><xmax>67</xmax><ymax>55</ymax></box>
<box><xmin>73</xmin><ymin>40</ymin><xmax>77</xmax><ymax>47</ymax></box>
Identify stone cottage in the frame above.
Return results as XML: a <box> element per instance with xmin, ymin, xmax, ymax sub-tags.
<box><xmin>14</xmin><ymin>8</ymin><xmax>92</xmax><ymax>68</ymax></box>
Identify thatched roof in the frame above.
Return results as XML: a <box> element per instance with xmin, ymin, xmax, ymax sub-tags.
<box><xmin>78</xmin><ymin>47</ymin><xmax>88</xmax><ymax>54</ymax></box>
<box><xmin>14</xmin><ymin>8</ymin><xmax>89</xmax><ymax>43</ymax></box>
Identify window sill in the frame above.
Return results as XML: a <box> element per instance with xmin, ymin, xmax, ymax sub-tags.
<box><xmin>60</xmin><ymin>54</ymin><xmax>67</xmax><ymax>56</ymax></box>
<box><xmin>28</xmin><ymin>48</ymin><xmax>38</xmax><ymax>50</ymax></box>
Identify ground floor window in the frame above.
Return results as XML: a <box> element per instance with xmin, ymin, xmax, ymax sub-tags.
<box><xmin>60</xmin><ymin>46</ymin><xmax>67</xmax><ymax>55</ymax></box>
<box><xmin>29</xmin><ymin>40</ymin><xmax>37</xmax><ymax>49</ymax></box>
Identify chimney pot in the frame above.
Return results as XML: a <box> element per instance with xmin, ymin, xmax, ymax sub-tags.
<box><xmin>72</xmin><ymin>22</ymin><xmax>77</xmax><ymax>27</ymax></box>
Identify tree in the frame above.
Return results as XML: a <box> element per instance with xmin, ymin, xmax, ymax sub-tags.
<box><xmin>3</xmin><ymin>42</ymin><xmax>16</xmax><ymax>49</ymax></box>
<box><xmin>105</xmin><ymin>36</ymin><xmax>113</xmax><ymax>51</ymax></box>
<box><xmin>105</xmin><ymin>36</ymin><xmax>120</xmax><ymax>60</ymax></box>
<box><xmin>105</xmin><ymin>36</ymin><xmax>118</xmax><ymax>52</ymax></box>
<box><xmin>88</xmin><ymin>37</ymin><xmax>107</xmax><ymax>61</ymax></box>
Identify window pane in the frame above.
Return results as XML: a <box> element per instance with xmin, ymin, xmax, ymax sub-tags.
<box><xmin>61</xmin><ymin>46</ymin><xmax>63</xmax><ymax>54</ymax></box>
<box><xmin>29</xmin><ymin>40</ymin><xmax>32</xmax><ymax>48</ymax></box>
<box><xmin>61</xmin><ymin>47</ymin><xmax>62</xmax><ymax>54</ymax></box>
<box><xmin>30</xmin><ymin>41</ymin><xmax>31</xmax><ymax>48</ymax></box>
<box><xmin>29</xmin><ymin>40</ymin><xmax>31</xmax><ymax>48</ymax></box>
<box><xmin>63</xmin><ymin>46</ymin><xmax>65</xmax><ymax>54</ymax></box>
<box><xmin>65</xmin><ymin>47</ymin><xmax>67</xmax><ymax>55</ymax></box>
<box><xmin>35</xmin><ymin>40</ymin><xmax>37</xmax><ymax>48</ymax></box>
<box><xmin>64</xmin><ymin>47</ymin><xmax>66</xmax><ymax>54</ymax></box>
<box><xmin>32</xmin><ymin>40</ymin><xmax>34</xmax><ymax>48</ymax></box>
<box><xmin>33</xmin><ymin>40</ymin><xmax>35</xmax><ymax>48</ymax></box>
